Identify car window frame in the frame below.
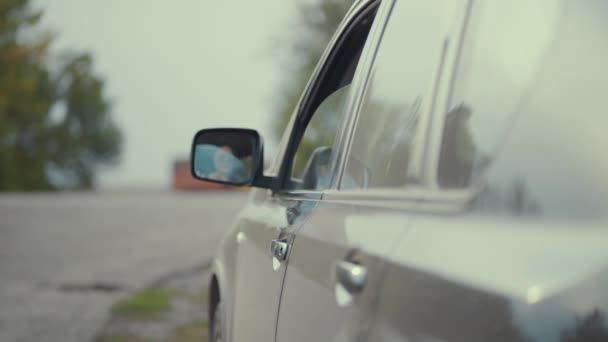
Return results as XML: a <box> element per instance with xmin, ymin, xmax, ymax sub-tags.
<box><xmin>330</xmin><ymin>0</ymin><xmax>395</xmax><ymax>192</ymax></box>
<box><xmin>273</xmin><ymin>0</ymin><xmax>385</xmax><ymax>197</ymax></box>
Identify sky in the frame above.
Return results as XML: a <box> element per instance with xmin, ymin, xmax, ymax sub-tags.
<box><xmin>35</xmin><ymin>0</ymin><xmax>294</xmax><ymax>188</ymax></box>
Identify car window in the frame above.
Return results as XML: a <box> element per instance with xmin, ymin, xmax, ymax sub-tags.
<box><xmin>292</xmin><ymin>85</ymin><xmax>350</xmax><ymax>191</ymax></box>
<box><xmin>437</xmin><ymin>0</ymin><xmax>559</xmax><ymax>189</ymax></box>
<box><xmin>283</xmin><ymin>3</ymin><xmax>379</xmax><ymax>191</ymax></box>
<box><xmin>441</xmin><ymin>1</ymin><xmax>608</xmax><ymax>218</ymax></box>
<box><xmin>342</xmin><ymin>0</ymin><xmax>459</xmax><ymax>190</ymax></box>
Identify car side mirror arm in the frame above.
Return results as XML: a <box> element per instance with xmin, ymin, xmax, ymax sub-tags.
<box><xmin>251</xmin><ymin>174</ymin><xmax>278</xmax><ymax>191</ymax></box>
<box><xmin>250</xmin><ymin>144</ymin><xmax>280</xmax><ymax>191</ymax></box>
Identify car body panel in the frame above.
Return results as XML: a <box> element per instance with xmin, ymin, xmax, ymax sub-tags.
<box><xmin>365</xmin><ymin>0</ymin><xmax>608</xmax><ymax>341</ymax></box>
<box><xmin>368</xmin><ymin>215</ymin><xmax>608</xmax><ymax>342</ymax></box>
<box><xmin>207</xmin><ymin>0</ymin><xmax>608</xmax><ymax>341</ymax></box>
<box><xmin>228</xmin><ymin>190</ymin><xmax>290</xmax><ymax>342</ymax></box>
<box><xmin>275</xmin><ymin>198</ymin><xmax>410</xmax><ymax>342</ymax></box>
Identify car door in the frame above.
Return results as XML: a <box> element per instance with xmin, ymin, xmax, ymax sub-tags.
<box><xmin>368</xmin><ymin>1</ymin><xmax>608</xmax><ymax>341</ymax></box>
<box><xmin>228</xmin><ymin>2</ymin><xmax>382</xmax><ymax>342</ymax></box>
<box><xmin>268</xmin><ymin>1</ymin><xmax>391</xmax><ymax>342</ymax></box>
<box><xmin>275</xmin><ymin>1</ymin><xmax>465</xmax><ymax>341</ymax></box>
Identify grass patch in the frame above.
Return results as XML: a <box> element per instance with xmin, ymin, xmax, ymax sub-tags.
<box><xmin>112</xmin><ymin>288</ymin><xmax>172</xmax><ymax>319</ymax></box>
<box><xmin>169</xmin><ymin>320</ymin><xmax>209</xmax><ymax>342</ymax></box>
<box><xmin>96</xmin><ymin>334</ymin><xmax>147</xmax><ymax>342</ymax></box>
<box><xmin>186</xmin><ymin>286</ymin><xmax>209</xmax><ymax>307</ymax></box>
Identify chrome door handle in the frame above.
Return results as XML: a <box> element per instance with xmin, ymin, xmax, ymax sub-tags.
<box><xmin>270</xmin><ymin>239</ymin><xmax>289</xmax><ymax>261</ymax></box>
<box><xmin>335</xmin><ymin>261</ymin><xmax>367</xmax><ymax>293</ymax></box>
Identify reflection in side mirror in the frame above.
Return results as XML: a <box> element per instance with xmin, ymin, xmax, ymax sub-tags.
<box><xmin>190</xmin><ymin>128</ymin><xmax>261</xmax><ymax>186</ymax></box>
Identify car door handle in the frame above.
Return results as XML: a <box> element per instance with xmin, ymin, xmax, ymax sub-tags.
<box><xmin>270</xmin><ymin>239</ymin><xmax>290</xmax><ymax>261</ymax></box>
<box><xmin>335</xmin><ymin>260</ymin><xmax>367</xmax><ymax>293</ymax></box>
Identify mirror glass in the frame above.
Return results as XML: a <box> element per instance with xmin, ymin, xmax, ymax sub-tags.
<box><xmin>191</xmin><ymin>129</ymin><xmax>258</xmax><ymax>185</ymax></box>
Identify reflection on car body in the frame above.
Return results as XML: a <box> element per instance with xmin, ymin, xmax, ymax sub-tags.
<box><xmin>190</xmin><ymin>0</ymin><xmax>608</xmax><ymax>341</ymax></box>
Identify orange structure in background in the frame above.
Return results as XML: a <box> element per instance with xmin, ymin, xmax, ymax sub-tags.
<box><xmin>172</xmin><ymin>160</ymin><xmax>226</xmax><ymax>191</ymax></box>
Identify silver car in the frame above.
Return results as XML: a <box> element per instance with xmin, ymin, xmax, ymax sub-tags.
<box><xmin>191</xmin><ymin>0</ymin><xmax>608</xmax><ymax>341</ymax></box>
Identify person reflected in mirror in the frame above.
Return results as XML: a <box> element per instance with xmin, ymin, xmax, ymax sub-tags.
<box><xmin>195</xmin><ymin>144</ymin><xmax>248</xmax><ymax>183</ymax></box>
<box><xmin>210</xmin><ymin>145</ymin><xmax>236</xmax><ymax>181</ymax></box>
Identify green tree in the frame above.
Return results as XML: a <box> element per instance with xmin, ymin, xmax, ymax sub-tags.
<box><xmin>272</xmin><ymin>0</ymin><xmax>355</xmax><ymax>140</ymax></box>
<box><xmin>0</xmin><ymin>0</ymin><xmax>122</xmax><ymax>190</ymax></box>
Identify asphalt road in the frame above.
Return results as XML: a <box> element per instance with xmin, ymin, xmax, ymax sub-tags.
<box><xmin>0</xmin><ymin>191</ymin><xmax>248</xmax><ymax>342</ymax></box>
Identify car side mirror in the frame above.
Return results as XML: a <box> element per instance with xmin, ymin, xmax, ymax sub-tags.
<box><xmin>190</xmin><ymin>128</ymin><xmax>264</xmax><ymax>186</ymax></box>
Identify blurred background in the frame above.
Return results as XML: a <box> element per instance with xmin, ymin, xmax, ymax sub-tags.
<box><xmin>0</xmin><ymin>0</ymin><xmax>353</xmax><ymax>340</ymax></box>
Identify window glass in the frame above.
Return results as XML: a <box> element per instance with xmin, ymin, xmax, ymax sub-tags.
<box><xmin>292</xmin><ymin>86</ymin><xmax>350</xmax><ymax>190</ymax></box>
<box><xmin>285</xmin><ymin>4</ymin><xmax>379</xmax><ymax>191</ymax></box>
<box><xmin>439</xmin><ymin>1</ymin><xmax>608</xmax><ymax>219</ymax></box>
<box><xmin>438</xmin><ymin>0</ymin><xmax>559</xmax><ymax>188</ymax></box>
<box><xmin>343</xmin><ymin>0</ymin><xmax>458</xmax><ymax>189</ymax></box>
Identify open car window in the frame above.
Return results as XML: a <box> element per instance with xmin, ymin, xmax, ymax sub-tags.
<box><xmin>292</xmin><ymin>85</ymin><xmax>350</xmax><ymax>190</ymax></box>
<box><xmin>282</xmin><ymin>2</ymin><xmax>379</xmax><ymax>191</ymax></box>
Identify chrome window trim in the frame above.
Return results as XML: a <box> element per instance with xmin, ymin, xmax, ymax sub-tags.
<box><xmin>322</xmin><ymin>188</ymin><xmax>474</xmax><ymax>213</ymax></box>
<box><xmin>275</xmin><ymin>190</ymin><xmax>323</xmax><ymax>202</ymax></box>
<box><xmin>333</xmin><ymin>0</ymin><xmax>396</xmax><ymax>190</ymax></box>
<box><xmin>422</xmin><ymin>0</ymin><xmax>475</xmax><ymax>191</ymax></box>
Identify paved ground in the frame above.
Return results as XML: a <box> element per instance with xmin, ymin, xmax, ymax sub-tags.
<box><xmin>97</xmin><ymin>262</ymin><xmax>212</xmax><ymax>341</ymax></box>
<box><xmin>0</xmin><ymin>191</ymin><xmax>248</xmax><ymax>342</ymax></box>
